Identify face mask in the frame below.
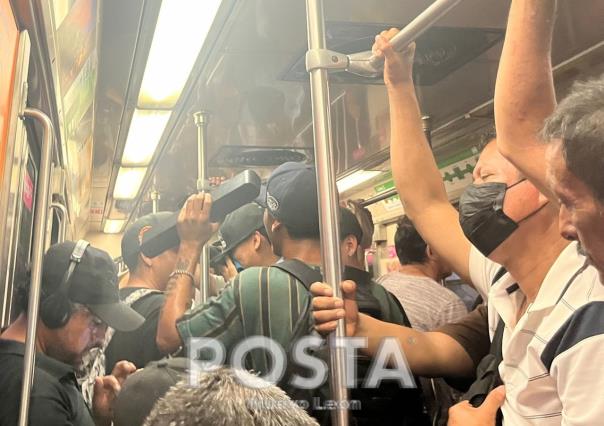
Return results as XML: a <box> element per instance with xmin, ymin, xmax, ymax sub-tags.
<box><xmin>458</xmin><ymin>181</ymin><xmax>524</xmax><ymax>257</ymax></box>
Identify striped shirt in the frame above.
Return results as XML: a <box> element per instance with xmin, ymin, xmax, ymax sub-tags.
<box><xmin>377</xmin><ymin>272</ymin><xmax>468</xmax><ymax>331</ymax></box>
<box><xmin>469</xmin><ymin>242</ymin><xmax>604</xmax><ymax>425</ymax></box>
<box><xmin>177</xmin><ymin>264</ymin><xmax>408</xmax><ymax>375</ymax></box>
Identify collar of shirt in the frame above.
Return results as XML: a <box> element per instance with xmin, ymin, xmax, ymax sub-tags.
<box><xmin>0</xmin><ymin>339</ymin><xmax>77</xmax><ymax>382</ymax></box>
<box><xmin>489</xmin><ymin>241</ymin><xmax>587</xmax><ymax>330</ymax></box>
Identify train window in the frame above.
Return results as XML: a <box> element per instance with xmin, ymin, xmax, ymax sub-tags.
<box><xmin>7</xmin><ymin>152</ymin><xmax>37</xmax><ymax>322</ymax></box>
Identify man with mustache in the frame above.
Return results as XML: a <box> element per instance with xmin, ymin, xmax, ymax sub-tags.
<box><xmin>0</xmin><ymin>241</ymin><xmax>144</xmax><ymax>425</ymax></box>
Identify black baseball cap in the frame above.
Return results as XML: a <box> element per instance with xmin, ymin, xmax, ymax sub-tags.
<box><xmin>212</xmin><ymin>203</ymin><xmax>265</xmax><ymax>262</ymax></box>
<box><xmin>113</xmin><ymin>358</ymin><xmax>188</xmax><ymax>426</ymax></box>
<box><xmin>340</xmin><ymin>207</ymin><xmax>363</xmax><ymax>243</ymax></box>
<box><xmin>257</xmin><ymin>162</ymin><xmax>320</xmax><ymax>233</ymax></box>
<box><xmin>42</xmin><ymin>241</ymin><xmax>144</xmax><ymax>331</ymax></box>
<box><xmin>121</xmin><ymin>212</ymin><xmax>175</xmax><ymax>271</ymax></box>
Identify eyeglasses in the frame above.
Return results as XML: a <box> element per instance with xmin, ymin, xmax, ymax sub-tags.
<box><xmin>73</xmin><ymin>303</ymin><xmax>106</xmax><ymax>328</ymax></box>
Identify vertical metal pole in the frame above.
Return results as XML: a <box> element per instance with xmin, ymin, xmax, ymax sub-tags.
<box><xmin>305</xmin><ymin>1</ymin><xmax>349</xmax><ymax>424</ymax></box>
<box><xmin>151</xmin><ymin>176</ymin><xmax>160</xmax><ymax>214</ymax></box>
<box><xmin>194</xmin><ymin>112</ymin><xmax>211</xmax><ymax>304</ymax></box>
<box><xmin>18</xmin><ymin>108</ymin><xmax>55</xmax><ymax>426</ymax></box>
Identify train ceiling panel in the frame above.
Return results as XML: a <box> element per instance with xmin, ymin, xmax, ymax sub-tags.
<box><xmin>88</xmin><ymin>0</ymin><xmax>604</xmax><ymax>229</ymax></box>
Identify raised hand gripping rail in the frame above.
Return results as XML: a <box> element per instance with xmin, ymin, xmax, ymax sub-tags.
<box><xmin>18</xmin><ymin>108</ymin><xmax>55</xmax><ymax>426</ymax></box>
<box><xmin>305</xmin><ymin>0</ymin><xmax>463</xmax><ymax>78</ymax></box>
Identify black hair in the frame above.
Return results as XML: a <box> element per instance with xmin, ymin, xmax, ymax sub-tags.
<box><xmin>394</xmin><ymin>215</ymin><xmax>428</xmax><ymax>265</ymax></box>
<box><xmin>339</xmin><ymin>207</ymin><xmax>363</xmax><ymax>244</ymax></box>
<box><xmin>541</xmin><ymin>74</ymin><xmax>604</xmax><ymax>202</ymax></box>
<box><xmin>285</xmin><ymin>223</ymin><xmax>321</xmax><ymax>241</ymax></box>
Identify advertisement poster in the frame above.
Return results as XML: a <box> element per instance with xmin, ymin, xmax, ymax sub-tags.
<box><xmin>0</xmin><ymin>0</ymin><xmax>19</xmax><ymax>185</ymax></box>
<box><xmin>52</xmin><ymin>0</ymin><xmax>98</xmax><ymax>235</ymax></box>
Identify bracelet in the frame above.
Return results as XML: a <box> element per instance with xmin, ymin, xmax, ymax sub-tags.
<box><xmin>169</xmin><ymin>269</ymin><xmax>195</xmax><ymax>285</ymax></box>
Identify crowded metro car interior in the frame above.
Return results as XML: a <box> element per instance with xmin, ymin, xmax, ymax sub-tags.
<box><xmin>1</xmin><ymin>0</ymin><xmax>604</xmax><ymax>425</ymax></box>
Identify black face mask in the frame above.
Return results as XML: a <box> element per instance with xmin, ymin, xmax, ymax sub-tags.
<box><xmin>458</xmin><ymin>181</ymin><xmax>523</xmax><ymax>257</ymax></box>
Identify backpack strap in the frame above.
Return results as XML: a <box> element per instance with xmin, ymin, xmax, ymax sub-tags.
<box><xmin>271</xmin><ymin>260</ymin><xmax>323</xmax><ymax>338</ymax></box>
<box><xmin>490</xmin><ymin>267</ymin><xmax>507</xmax><ymax>359</ymax></box>
<box><xmin>271</xmin><ymin>259</ymin><xmax>323</xmax><ymax>290</ymax></box>
<box><xmin>122</xmin><ymin>288</ymin><xmax>162</xmax><ymax>307</ymax></box>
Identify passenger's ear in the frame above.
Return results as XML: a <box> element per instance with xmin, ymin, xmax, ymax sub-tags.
<box><xmin>253</xmin><ymin>232</ymin><xmax>262</xmax><ymax>250</ymax></box>
<box><xmin>426</xmin><ymin>245</ymin><xmax>436</xmax><ymax>261</ymax></box>
<box><xmin>343</xmin><ymin>236</ymin><xmax>357</xmax><ymax>257</ymax></box>
<box><xmin>537</xmin><ymin>189</ymin><xmax>550</xmax><ymax>207</ymax></box>
<box><xmin>139</xmin><ymin>253</ymin><xmax>153</xmax><ymax>268</ymax></box>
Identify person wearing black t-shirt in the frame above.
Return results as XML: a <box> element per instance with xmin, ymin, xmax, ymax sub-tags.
<box><xmin>0</xmin><ymin>241</ymin><xmax>143</xmax><ymax>425</ymax></box>
<box><xmin>104</xmin><ymin>205</ymin><xmax>213</xmax><ymax>372</ymax></box>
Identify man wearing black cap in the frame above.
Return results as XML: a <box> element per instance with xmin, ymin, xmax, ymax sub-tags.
<box><xmin>105</xmin><ymin>193</ymin><xmax>215</xmax><ymax>372</ymax></box>
<box><xmin>213</xmin><ymin>202</ymin><xmax>277</xmax><ymax>271</ymax></box>
<box><xmin>156</xmin><ymin>163</ymin><xmax>424</xmax><ymax>421</ymax></box>
<box><xmin>0</xmin><ymin>241</ymin><xmax>144</xmax><ymax>426</ymax></box>
<box><xmin>157</xmin><ymin>163</ymin><xmax>326</xmax><ymax>358</ymax></box>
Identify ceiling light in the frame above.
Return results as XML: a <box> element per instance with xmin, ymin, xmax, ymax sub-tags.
<box><xmin>137</xmin><ymin>0</ymin><xmax>223</xmax><ymax>108</ymax></box>
<box><xmin>121</xmin><ymin>109</ymin><xmax>171</xmax><ymax>166</ymax></box>
<box><xmin>113</xmin><ymin>167</ymin><xmax>147</xmax><ymax>200</ymax></box>
<box><xmin>103</xmin><ymin>219</ymin><xmax>126</xmax><ymax>234</ymax></box>
<box><xmin>336</xmin><ymin>170</ymin><xmax>382</xmax><ymax>193</ymax></box>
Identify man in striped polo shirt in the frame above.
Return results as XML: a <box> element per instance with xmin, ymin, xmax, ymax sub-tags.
<box><xmin>158</xmin><ymin>162</ymin><xmax>409</xmax><ymax>377</ymax></box>
<box><xmin>312</xmin><ymin>26</ymin><xmax>604</xmax><ymax>425</ymax></box>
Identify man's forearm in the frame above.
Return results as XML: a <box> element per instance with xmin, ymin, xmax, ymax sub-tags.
<box><xmin>388</xmin><ymin>84</ymin><xmax>449</xmax><ymax>219</ymax></box>
<box><xmin>495</xmin><ymin>0</ymin><xmax>557</xmax><ymax>192</ymax></box>
<box><xmin>356</xmin><ymin>313</ymin><xmax>473</xmax><ymax>378</ymax></box>
<box><xmin>156</xmin><ymin>243</ymin><xmax>200</xmax><ymax>353</ymax></box>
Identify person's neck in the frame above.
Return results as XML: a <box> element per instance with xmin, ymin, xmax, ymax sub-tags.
<box><xmin>499</xmin><ymin>219</ymin><xmax>570</xmax><ymax>302</ymax></box>
<box><xmin>0</xmin><ymin>314</ymin><xmax>45</xmax><ymax>353</ymax></box>
<box><xmin>281</xmin><ymin>239</ymin><xmax>322</xmax><ymax>265</ymax></box>
<box><xmin>397</xmin><ymin>263</ymin><xmax>439</xmax><ymax>281</ymax></box>
<box><xmin>346</xmin><ymin>260</ymin><xmax>366</xmax><ymax>272</ymax></box>
<box><xmin>123</xmin><ymin>270</ymin><xmax>163</xmax><ymax>291</ymax></box>
<box><xmin>260</xmin><ymin>248</ymin><xmax>279</xmax><ymax>266</ymax></box>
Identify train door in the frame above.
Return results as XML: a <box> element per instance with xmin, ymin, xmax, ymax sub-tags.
<box><xmin>0</xmin><ymin>0</ymin><xmax>32</xmax><ymax>328</ymax></box>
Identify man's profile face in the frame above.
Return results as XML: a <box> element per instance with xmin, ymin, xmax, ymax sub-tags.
<box><xmin>546</xmin><ymin>140</ymin><xmax>604</xmax><ymax>280</ymax></box>
<box><xmin>232</xmin><ymin>235</ymin><xmax>263</xmax><ymax>268</ymax></box>
<box><xmin>153</xmin><ymin>247</ymin><xmax>179</xmax><ymax>289</ymax></box>
<box><xmin>47</xmin><ymin>306</ymin><xmax>107</xmax><ymax>367</ymax></box>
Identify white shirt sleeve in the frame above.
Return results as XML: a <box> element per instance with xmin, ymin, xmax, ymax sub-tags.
<box><xmin>551</xmin><ymin>334</ymin><xmax>604</xmax><ymax>425</ymax></box>
<box><xmin>468</xmin><ymin>244</ymin><xmax>504</xmax><ymax>300</ymax></box>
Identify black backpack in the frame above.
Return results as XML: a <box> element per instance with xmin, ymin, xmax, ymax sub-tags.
<box><xmin>273</xmin><ymin>260</ymin><xmax>430</xmax><ymax>426</ymax></box>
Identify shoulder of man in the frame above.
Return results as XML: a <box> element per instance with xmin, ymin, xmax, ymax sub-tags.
<box><xmin>236</xmin><ymin>265</ymin><xmax>306</xmax><ymax>292</ymax></box>
<box><xmin>366</xmin><ymin>279</ymin><xmax>411</xmax><ymax>327</ymax></box>
<box><xmin>119</xmin><ymin>287</ymin><xmax>165</xmax><ymax>316</ymax></box>
<box><xmin>235</xmin><ymin>265</ymin><xmax>312</xmax><ymax>341</ymax></box>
